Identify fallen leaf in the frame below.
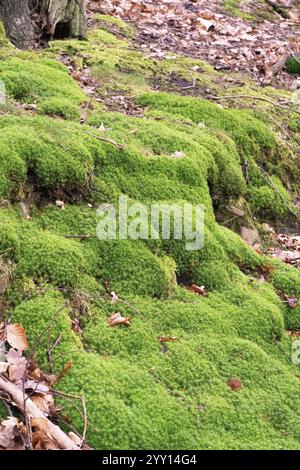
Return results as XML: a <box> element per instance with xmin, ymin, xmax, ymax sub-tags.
<box><xmin>55</xmin><ymin>200</ymin><xmax>65</xmax><ymax>210</ymax></box>
<box><xmin>108</xmin><ymin>312</ymin><xmax>131</xmax><ymax>327</ymax></box>
<box><xmin>31</xmin><ymin>394</ymin><xmax>54</xmax><ymax>415</ymax></box>
<box><xmin>32</xmin><ymin>429</ymin><xmax>57</xmax><ymax>450</ymax></box>
<box><xmin>6</xmin><ymin>324</ymin><xmax>29</xmax><ymax>351</ymax></box>
<box><xmin>0</xmin><ymin>361</ymin><xmax>8</xmax><ymax>373</ymax></box>
<box><xmin>159</xmin><ymin>336</ymin><xmax>179</xmax><ymax>343</ymax></box>
<box><xmin>6</xmin><ymin>348</ymin><xmax>27</xmax><ymax>382</ymax></box>
<box><xmin>227</xmin><ymin>378</ymin><xmax>243</xmax><ymax>391</ymax></box>
<box><xmin>111</xmin><ymin>291</ymin><xmax>119</xmax><ymax>304</ymax></box>
<box><xmin>186</xmin><ymin>284</ymin><xmax>208</xmax><ymax>296</ymax></box>
<box><xmin>0</xmin><ymin>416</ymin><xmax>18</xmax><ymax>450</ymax></box>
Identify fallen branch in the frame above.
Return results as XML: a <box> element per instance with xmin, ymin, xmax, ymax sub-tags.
<box><xmin>54</xmin><ymin>390</ymin><xmax>87</xmax><ymax>449</ymax></box>
<box><xmin>83</xmin><ymin>132</ymin><xmax>126</xmax><ymax>149</ymax></box>
<box><xmin>0</xmin><ymin>374</ymin><xmax>80</xmax><ymax>450</ymax></box>
<box><xmin>211</xmin><ymin>95</ymin><xmax>300</xmax><ymax>116</ymax></box>
<box><xmin>64</xmin><ymin>234</ymin><xmax>96</xmax><ymax>239</ymax></box>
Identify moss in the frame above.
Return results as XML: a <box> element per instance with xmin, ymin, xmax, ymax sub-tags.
<box><xmin>222</xmin><ymin>1</ymin><xmax>255</xmax><ymax>20</ymax></box>
<box><xmin>94</xmin><ymin>240</ymin><xmax>176</xmax><ymax>298</ymax></box>
<box><xmin>38</xmin><ymin>97</ymin><xmax>80</xmax><ymax>120</ymax></box>
<box><xmin>0</xmin><ymin>115</ymin><xmax>98</xmax><ymax>199</ymax></box>
<box><xmin>249</xmin><ymin>176</ymin><xmax>293</xmax><ymax>220</ymax></box>
<box><xmin>286</xmin><ymin>57</ymin><xmax>300</xmax><ymax>76</ymax></box>
<box><xmin>12</xmin><ymin>293</ymin><xmax>82</xmax><ymax>365</ymax></box>
<box><xmin>0</xmin><ymin>22</ymin><xmax>11</xmax><ymax>48</ymax></box>
<box><xmin>93</xmin><ymin>14</ymin><xmax>135</xmax><ymax>38</ymax></box>
<box><xmin>138</xmin><ymin>92</ymin><xmax>277</xmax><ymax>161</ymax></box>
<box><xmin>0</xmin><ymin>55</ymin><xmax>84</xmax><ymax>117</ymax></box>
<box><xmin>1</xmin><ymin>23</ymin><xmax>300</xmax><ymax>450</ymax></box>
<box><xmin>18</xmin><ymin>229</ymin><xmax>91</xmax><ymax>287</ymax></box>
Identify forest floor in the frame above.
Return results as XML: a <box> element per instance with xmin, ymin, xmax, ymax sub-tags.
<box><xmin>0</xmin><ymin>0</ymin><xmax>300</xmax><ymax>451</ymax></box>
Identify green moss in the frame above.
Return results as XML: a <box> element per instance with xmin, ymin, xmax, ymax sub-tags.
<box><xmin>94</xmin><ymin>240</ymin><xmax>176</xmax><ymax>298</ymax></box>
<box><xmin>222</xmin><ymin>1</ymin><xmax>255</xmax><ymax>20</ymax></box>
<box><xmin>0</xmin><ymin>22</ymin><xmax>11</xmax><ymax>48</ymax></box>
<box><xmin>1</xmin><ymin>24</ymin><xmax>300</xmax><ymax>450</ymax></box>
<box><xmin>286</xmin><ymin>57</ymin><xmax>300</xmax><ymax>76</ymax></box>
<box><xmin>12</xmin><ymin>293</ymin><xmax>82</xmax><ymax>365</ymax></box>
<box><xmin>18</xmin><ymin>229</ymin><xmax>91</xmax><ymax>287</ymax></box>
<box><xmin>138</xmin><ymin>92</ymin><xmax>277</xmax><ymax>161</ymax></box>
<box><xmin>38</xmin><ymin>97</ymin><xmax>80</xmax><ymax>120</ymax></box>
<box><xmin>250</xmin><ymin>176</ymin><xmax>293</xmax><ymax>220</ymax></box>
<box><xmin>94</xmin><ymin>14</ymin><xmax>135</xmax><ymax>38</ymax></box>
<box><xmin>0</xmin><ymin>55</ymin><xmax>84</xmax><ymax>117</ymax></box>
<box><xmin>0</xmin><ymin>115</ymin><xmax>98</xmax><ymax>198</ymax></box>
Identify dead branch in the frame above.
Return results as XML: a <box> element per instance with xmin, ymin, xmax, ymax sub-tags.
<box><xmin>211</xmin><ymin>95</ymin><xmax>300</xmax><ymax>116</ymax></box>
<box><xmin>0</xmin><ymin>374</ymin><xmax>80</xmax><ymax>450</ymax></box>
<box><xmin>83</xmin><ymin>132</ymin><xmax>126</xmax><ymax>149</ymax></box>
<box><xmin>53</xmin><ymin>390</ymin><xmax>87</xmax><ymax>448</ymax></box>
<box><xmin>64</xmin><ymin>234</ymin><xmax>96</xmax><ymax>239</ymax></box>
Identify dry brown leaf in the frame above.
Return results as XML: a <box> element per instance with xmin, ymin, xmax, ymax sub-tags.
<box><xmin>108</xmin><ymin>312</ymin><xmax>131</xmax><ymax>327</ymax></box>
<box><xmin>186</xmin><ymin>284</ymin><xmax>208</xmax><ymax>296</ymax></box>
<box><xmin>227</xmin><ymin>378</ymin><xmax>243</xmax><ymax>391</ymax></box>
<box><xmin>6</xmin><ymin>348</ymin><xmax>27</xmax><ymax>383</ymax></box>
<box><xmin>32</xmin><ymin>429</ymin><xmax>58</xmax><ymax>450</ymax></box>
<box><xmin>6</xmin><ymin>324</ymin><xmax>29</xmax><ymax>351</ymax></box>
<box><xmin>159</xmin><ymin>336</ymin><xmax>179</xmax><ymax>343</ymax></box>
<box><xmin>31</xmin><ymin>394</ymin><xmax>54</xmax><ymax>415</ymax></box>
<box><xmin>0</xmin><ymin>417</ymin><xmax>25</xmax><ymax>450</ymax></box>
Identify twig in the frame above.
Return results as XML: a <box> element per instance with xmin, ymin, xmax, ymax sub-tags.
<box><xmin>258</xmin><ymin>166</ymin><xmax>299</xmax><ymax>219</ymax></box>
<box><xmin>64</xmin><ymin>234</ymin><xmax>96</xmax><ymax>239</ymax></box>
<box><xmin>83</xmin><ymin>132</ymin><xmax>126</xmax><ymax>149</ymax></box>
<box><xmin>182</xmin><ymin>72</ymin><xmax>196</xmax><ymax>90</ymax></box>
<box><xmin>291</xmin><ymin>52</ymin><xmax>300</xmax><ymax>66</ymax></box>
<box><xmin>47</xmin><ymin>333</ymin><xmax>62</xmax><ymax>373</ymax></box>
<box><xmin>211</xmin><ymin>95</ymin><xmax>300</xmax><ymax>116</ymax></box>
<box><xmin>0</xmin><ymin>374</ymin><xmax>80</xmax><ymax>450</ymax></box>
<box><xmin>53</xmin><ymin>390</ymin><xmax>87</xmax><ymax>448</ymax></box>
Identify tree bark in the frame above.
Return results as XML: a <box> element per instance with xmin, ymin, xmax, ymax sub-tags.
<box><xmin>38</xmin><ymin>0</ymin><xmax>87</xmax><ymax>40</ymax></box>
<box><xmin>0</xmin><ymin>0</ymin><xmax>86</xmax><ymax>49</ymax></box>
<box><xmin>0</xmin><ymin>0</ymin><xmax>35</xmax><ymax>49</ymax></box>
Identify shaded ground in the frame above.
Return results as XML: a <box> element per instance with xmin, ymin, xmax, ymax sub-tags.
<box><xmin>88</xmin><ymin>0</ymin><xmax>300</xmax><ymax>88</ymax></box>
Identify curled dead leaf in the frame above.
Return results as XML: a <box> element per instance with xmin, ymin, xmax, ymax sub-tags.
<box><xmin>0</xmin><ymin>417</ymin><xmax>24</xmax><ymax>449</ymax></box>
<box><xmin>6</xmin><ymin>324</ymin><xmax>29</xmax><ymax>351</ymax></box>
<box><xmin>108</xmin><ymin>312</ymin><xmax>131</xmax><ymax>327</ymax></box>
<box><xmin>186</xmin><ymin>284</ymin><xmax>208</xmax><ymax>296</ymax></box>
<box><xmin>159</xmin><ymin>336</ymin><xmax>179</xmax><ymax>343</ymax></box>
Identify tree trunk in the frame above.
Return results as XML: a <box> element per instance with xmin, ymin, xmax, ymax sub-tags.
<box><xmin>37</xmin><ymin>0</ymin><xmax>87</xmax><ymax>41</ymax></box>
<box><xmin>0</xmin><ymin>0</ymin><xmax>86</xmax><ymax>49</ymax></box>
<box><xmin>0</xmin><ymin>0</ymin><xmax>35</xmax><ymax>49</ymax></box>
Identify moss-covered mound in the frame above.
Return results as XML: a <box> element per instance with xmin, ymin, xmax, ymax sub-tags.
<box><xmin>0</xmin><ymin>15</ymin><xmax>300</xmax><ymax>450</ymax></box>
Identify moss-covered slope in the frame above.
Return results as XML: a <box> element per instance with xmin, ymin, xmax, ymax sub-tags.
<box><xmin>0</xmin><ymin>17</ymin><xmax>300</xmax><ymax>450</ymax></box>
